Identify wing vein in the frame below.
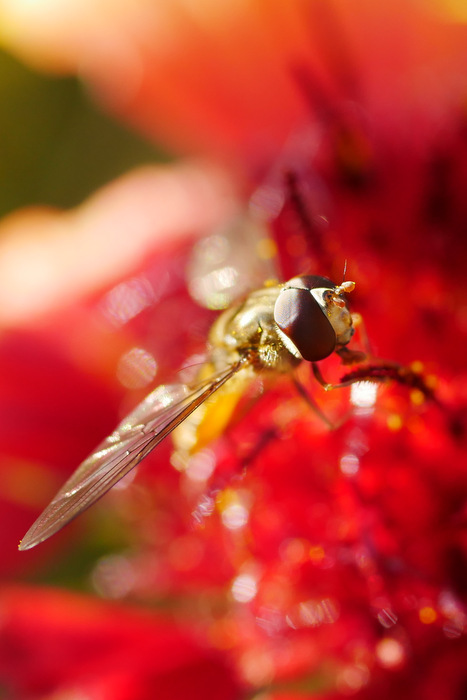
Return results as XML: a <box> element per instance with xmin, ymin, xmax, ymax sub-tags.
<box><xmin>19</xmin><ymin>359</ymin><xmax>246</xmax><ymax>550</ymax></box>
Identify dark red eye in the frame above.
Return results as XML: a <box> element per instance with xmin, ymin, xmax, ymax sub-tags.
<box><xmin>274</xmin><ymin>276</ymin><xmax>337</xmax><ymax>362</ymax></box>
<box><xmin>285</xmin><ymin>275</ymin><xmax>335</xmax><ymax>291</ymax></box>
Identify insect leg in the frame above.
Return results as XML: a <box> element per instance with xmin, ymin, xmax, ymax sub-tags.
<box><xmin>313</xmin><ymin>359</ymin><xmax>436</xmax><ymax>400</ymax></box>
<box><xmin>292</xmin><ymin>375</ymin><xmax>335</xmax><ymax>429</ymax></box>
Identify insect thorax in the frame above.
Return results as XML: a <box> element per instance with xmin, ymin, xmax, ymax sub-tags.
<box><xmin>208</xmin><ymin>284</ymin><xmax>301</xmax><ymax>373</ymax></box>
<box><xmin>173</xmin><ymin>284</ymin><xmax>303</xmax><ymax>463</ymax></box>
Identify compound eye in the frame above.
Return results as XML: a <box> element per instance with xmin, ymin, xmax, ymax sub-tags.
<box><xmin>274</xmin><ymin>287</ymin><xmax>336</xmax><ymax>362</ymax></box>
<box><xmin>283</xmin><ymin>275</ymin><xmax>335</xmax><ymax>292</ymax></box>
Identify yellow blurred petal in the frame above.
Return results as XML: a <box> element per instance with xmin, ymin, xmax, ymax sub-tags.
<box><xmin>428</xmin><ymin>0</ymin><xmax>467</xmax><ymax>22</ymax></box>
<box><xmin>0</xmin><ymin>0</ymin><xmax>156</xmax><ymax>72</ymax></box>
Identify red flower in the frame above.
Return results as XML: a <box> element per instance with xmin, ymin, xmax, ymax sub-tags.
<box><xmin>0</xmin><ymin>586</ymin><xmax>241</xmax><ymax>699</ymax></box>
<box><xmin>0</xmin><ymin>1</ymin><xmax>466</xmax><ymax>699</ymax></box>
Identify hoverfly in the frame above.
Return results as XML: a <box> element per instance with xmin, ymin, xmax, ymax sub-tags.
<box><xmin>19</xmin><ymin>273</ymin><xmax>415</xmax><ymax>551</ymax></box>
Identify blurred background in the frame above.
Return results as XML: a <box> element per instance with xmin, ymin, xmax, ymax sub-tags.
<box><xmin>1</xmin><ymin>4</ymin><xmax>467</xmax><ymax>698</ymax></box>
<box><xmin>0</xmin><ymin>46</ymin><xmax>161</xmax><ymax>218</ymax></box>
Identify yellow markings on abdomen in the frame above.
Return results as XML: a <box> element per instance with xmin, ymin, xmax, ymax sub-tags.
<box><xmin>172</xmin><ymin>365</ymin><xmax>251</xmax><ymax>466</ymax></box>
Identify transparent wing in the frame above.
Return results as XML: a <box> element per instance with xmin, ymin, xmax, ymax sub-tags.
<box><xmin>19</xmin><ymin>359</ymin><xmax>246</xmax><ymax>550</ymax></box>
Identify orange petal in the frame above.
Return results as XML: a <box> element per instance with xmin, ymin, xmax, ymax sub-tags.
<box><xmin>1</xmin><ymin>1</ymin><xmax>467</xmax><ymax>166</ymax></box>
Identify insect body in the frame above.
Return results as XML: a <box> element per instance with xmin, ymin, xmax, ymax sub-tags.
<box><xmin>19</xmin><ymin>275</ymin><xmax>356</xmax><ymax>550</ymax></box>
